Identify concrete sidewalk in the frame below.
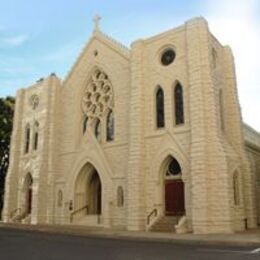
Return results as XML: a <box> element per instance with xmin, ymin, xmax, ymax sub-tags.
<box><xmin>0</xmin><ymin>222</ymin><xmax>259</xmax><ymax>247</ymax></box>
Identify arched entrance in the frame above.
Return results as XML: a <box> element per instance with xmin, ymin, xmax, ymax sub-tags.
<box><xmin>88</xmin><ymin>171</ymin><xmax>102</xmax><ymax>214</ymax></box>
<box><xmin>24</xmin><ymin>173</ymin><xmax>33</xmax><ymax>215</ymax></box>
<box><xmin>74</xmin><ymin>163</ymin><xmax>102</xmax><ymax>216</ymax></box>
<box><xmin>164</xmin><ymin>157</ymin><xmax>185</xmax><ymax>216</ymax></box>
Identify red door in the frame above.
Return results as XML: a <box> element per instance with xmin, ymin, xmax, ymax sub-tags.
<box><xmin>165</xmin><ymin>180</ymin><xmax>185</xmax><ymax>216</ymax></box>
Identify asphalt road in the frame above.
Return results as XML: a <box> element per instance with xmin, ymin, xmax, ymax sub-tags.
<box><xmin>0</xmin><ymin>228</ymin><xmax>259</xmax><ymax>260</ymax></box>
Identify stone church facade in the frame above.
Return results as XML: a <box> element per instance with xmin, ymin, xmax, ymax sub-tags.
<box><xmin>2</xmin><ymin>17</ymin><xmax>260</xmax><ymax>234</ymax></box>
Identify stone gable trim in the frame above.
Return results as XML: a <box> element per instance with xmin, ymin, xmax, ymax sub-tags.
<box><xmin>63</xmin><ymin>31</ymin><xmax>130</xmax><ymax>86</ymax></box>
<box><xmin>243</xmin><ymin>123</ymin><xmax>260</xmax><ymax>149</ymax></box>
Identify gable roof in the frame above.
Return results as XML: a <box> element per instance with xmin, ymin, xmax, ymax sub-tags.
<box><xmin>63</xmin><ymin>30</ymin><xmax>130</xmax><ymax>85</ymax></box>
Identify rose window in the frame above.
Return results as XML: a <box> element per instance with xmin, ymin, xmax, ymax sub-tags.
<box><xmin>82</xmin><ymin>69</ymin><xmax>113</xmax><ymax>118</ymax></box>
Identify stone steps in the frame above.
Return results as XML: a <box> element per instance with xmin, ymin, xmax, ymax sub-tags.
<box><xmin>150</xmin><ymin>216</ymin><xmax>180</xmax><ymax>232</ymax></box>
<box><xmin>12</xmin><ymin>212</ymin><xmax>28</xmax><ymax>223</ymax></box>
<box><xmin>74</xmin><ymin>214</ymin><xmax>103</xmax><ymax>227</ymax></box>
<box><xmin>21</xmin><ymin>214</ymin><xmax>31</xmax><ymax>224</ymax></box>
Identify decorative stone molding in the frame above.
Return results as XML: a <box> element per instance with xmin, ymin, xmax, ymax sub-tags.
<box><xmin>175</xmin><ymin>216</ymin><xmax>189</xmax><ymax>234</ymax></box>
<box><xmin>82</xmin><ymin>69</ymin><xmax>114</xmax><ymax>119</ymax></box>
<box><xmin>29</xmin><ymin>94</ymin><xmax>39</xmax><ymax>110</ymax></box>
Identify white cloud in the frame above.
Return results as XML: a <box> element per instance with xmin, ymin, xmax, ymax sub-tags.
<box><xmin>205</xmin><ymin>0</ymin><xmax>260</xmax><ymax>131</ymax></box>
<box><xmin>1</xmin><ymin>34</ymin><xmax>29</xmax><ymax>47</ymax></box>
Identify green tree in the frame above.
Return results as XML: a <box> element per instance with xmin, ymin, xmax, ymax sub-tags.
<box><xmin>0</xmin><ymin>96</ymin><xmax>15</xmax><ymax>217</ymax></box>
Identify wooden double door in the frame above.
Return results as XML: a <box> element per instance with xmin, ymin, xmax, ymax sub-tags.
<box><xmin>165</xmin><ymin>180</ymin><xmax>185</xmax><ymax>216</ymax></box>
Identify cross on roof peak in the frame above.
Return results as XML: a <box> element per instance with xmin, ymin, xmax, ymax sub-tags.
<box><xmin>93</xmin><ymin>14</ymin><xmax>101</xmax><ymax>31</ymax></box>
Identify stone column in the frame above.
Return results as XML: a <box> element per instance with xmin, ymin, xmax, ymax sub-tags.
<box><xmin>33</xmin><ymin>75</ymin><xmax>62</xmax><ymax>224</ymax></box>
<box><xmin>186</xmin><ymin>18</ymin><xmax>232</xmax><ymax>233</ymax></box>
<box><xmin>45</xmin><ymin>76</ymin><xmax>62</xmax><ymax>224</ymax></box>
<box><xmin>31</xmin><ymin>77</ymin><xmax>54</xmax><ymax>224</ymax></box>
<box><xmin>126</xmin><ymin>40</ymin><xmax>146</xmax><ymax>231</ymax></box>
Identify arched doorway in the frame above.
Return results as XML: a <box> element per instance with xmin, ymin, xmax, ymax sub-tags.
<box><xmin>74</xmin><ymin>163</ymin><xmax>102</xmax><ymax>216</ymax></box>
<box><xmin>164</xmin><ymin>157</ymin><xmax>185</xmax><ymax>216</ymax></box>
<box><xmin>24</xmin><ymin>173</ymin><xmax>33</xmax><ymax>215</ymax></box>
<box><xmin>89</xmin><ymin>170</ymin><xmax>102</xmax><ymax>214</ymax></box>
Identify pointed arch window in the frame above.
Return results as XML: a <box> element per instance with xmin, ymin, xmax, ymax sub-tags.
<box><xmin>33</xmin><ymin>121</ymin><xmax>39</xmax><ymax>151</ymax></box>
<box><xmin>83</xmin><ymin>116</ymin><xmax>88</xmax><ymax>134</ymax></box>
<box><xmin>156</xmin><ymin>87</ymin><xmax>165</xmax><ymax>128</ymax></box>
<box><xmin>106</xmin><ymin>110</ymin><xmax>114</xmax><ymax>141</ymax></box>
<box><xmin>57</xmin><ymin>190</ymin><xmax>63</xmax><ymax>207</ymax></box>
<box><xmin>95</xmin><ymin>119</ymin><xmax>101</xmax><ymax>142</ymax></box>
<box><xmin>212</xmin><ymin>48</ymin><xmax>217</xmax><ymax>68</ymax></box>
<box><xmin>25</xmin><ymin>124</ymin><xmax>30</xmax><ymax>154</ymax></box>
<box><xmin>219</xmin><ymin>89</ymin><xmax>225</xmax><ymax>131</ymax></box>
<box><xmin>25</xmin><ymin>173</ymin><xmax>33</xmax><ymax>214</ymax></box>
<box><xmin>174</xmin><ymin>83</ymin><xmax>184</xmax><ymax>125</ymax></box>
<box><xmin>117</xmin><ymin>186</ymin><xmax>124</xmax><ymax>207</ymax></box>
<box><xmin>166</xmin><ymin>157</ymin><xmax>182</xmax><ymax>176</ymax></box>
<box><xmin>233</xmin><ymin>171</ymin><xmax>240</xmax><ymax>206</ymax></box>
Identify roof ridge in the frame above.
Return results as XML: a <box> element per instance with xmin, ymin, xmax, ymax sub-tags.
<box><xmin>243</xmin><ymin>122</ymin><xmax>260</xmax><ymax>135</ymax></box>
<box><xmin>62</xmin><ymin>30</ymin><xmax>130</xmax><ymax>85</ymax></box>
<box><xmin>62</xmin><ymin>41</ymin><xmax>88</xmax><ymax>85</ymax></box>
<box><xmin>96</xmin><ymin>30</ymin><xmax>130</xmax><ymax>55</ymax></box>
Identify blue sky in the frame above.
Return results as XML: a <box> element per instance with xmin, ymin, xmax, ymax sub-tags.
<box><xmin>0</xmin><ymin>0</ymin><xmax>259</xmax><ymax>130</ymax></box>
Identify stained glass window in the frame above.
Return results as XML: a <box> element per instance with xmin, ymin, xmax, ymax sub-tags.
<box><xmin>161</xmin><ymin>49</ymin><xmax>176</xmax><ymax>66</ymax></box>
<box><xmin>25</xmin><ymin>124</ymin><xmax>30</xmax><ymax>154</ymax></box>
<box><xmin>174</xmin><ymin>83</ymin><xmax>184</xmax><ymax>125</ymax></box>
<box><xmin>167</xmin><ymin>157</ymin><xmax>182</xmax><ymax>176</ymax></box>
<box><xmin>106</xmin><ymin>110</ymin><xmax>114</xmax><ymax>141</ymax></box>
<box><xmin>156</xmin><ymin>87</ymin><xmax>165</xmax><ymax>128</ymax></box>
<box><xmin>33</xmin><ymin>121</ymin><xmax>39</xmax><ymax>150</ymax></box>
<box><xmin>95</xmin><ymin>119</ymin><xmax>101</xmax><ymax>142</ymax></box>
<box><xmin>83</xmin><ymin>117</ymin><xmax>88</xmax><ymax>134</ymax></box>
<box><xmin>57</xmin><ymin>190</ymin><xmax>63</xmax><ymax>207</ymax></box>
<box><xmin>233</xmin><ymin>172</ymin><xmax>240</xmax><ymax>206</ymax></box>
<box><xmin>117</xmin><ymin>186</ymin><xmax>124</xmax><ymax>207</ymax></box>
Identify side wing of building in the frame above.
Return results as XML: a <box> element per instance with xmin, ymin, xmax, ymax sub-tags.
<box><xmin>244</xmin><ymin>124</ymin><xmax>260</xmax><ymax>224</ymax></box>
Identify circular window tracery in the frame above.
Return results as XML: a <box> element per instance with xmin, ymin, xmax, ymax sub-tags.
<box><xmin>82</xmin><ymin>69</ymin><xmax>113</xmax><ymax>119</ymax></box>
<box><xmin>161</xmin><ymin>49</ymin><xmax>176</xmax><ymax>66</ymax></box>
<box><xmin>30</xmin><ymin>95</ymin><xmax>39</xmax><ymax>110</ymax></box>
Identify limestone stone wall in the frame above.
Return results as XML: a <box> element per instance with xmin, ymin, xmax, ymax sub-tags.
<box><xmin>2</xmin><ymin>75</ymin><xmax>62</xmax><ymax>224</ymax></box>
<box><xmin>244</xmin><ymin>125</ymin><xmax>260</xmax><ymax>225</ymax></box>
<box><xmin>205</xmin><ymin>32</ymin><xmax>256</xmax><ymax>231</ymax></box>
<box><xmin>186</xmin><ymin>18</ymin><xmax>234</xmax><ymax>233</ymax></box>
<box><xmin>140</xmin><ymin>23</ymin><xmax>191</xmax><ymax>228</ymax></box>
<box><xmin>133</xmin><ymin>17</ymin><xmax>257</xmax><ymax>233</ymax></box>
<box><xmin>3</xmin><ymin>16</ymin><xmax>260</xmax><ymax>234</ymax></box>
<box><xmin>58</xmin><ymin>30</ymin><xmax>130</xmax><ymax>228</ymax></box>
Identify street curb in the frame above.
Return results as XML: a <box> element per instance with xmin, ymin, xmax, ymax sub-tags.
<box><xmin>0</xmin><ymin>223</ymin><xmax>259</xmax><ymax>248</ymax></box>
